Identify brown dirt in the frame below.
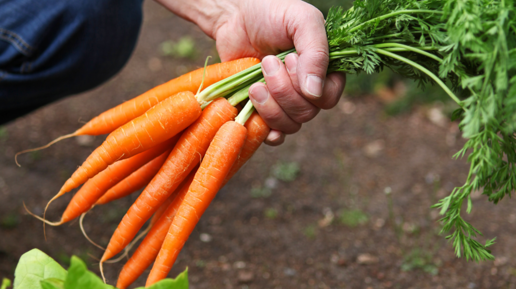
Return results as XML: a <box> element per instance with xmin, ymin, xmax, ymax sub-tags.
<box><xmin>1</xmin><ymin>2</ymin><xmax>516</xmax><ymax>289</ymax></box>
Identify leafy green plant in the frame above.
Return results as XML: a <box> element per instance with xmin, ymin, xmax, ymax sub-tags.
<box><xmin>401</xmin><ymin>249</ymin><xmax>439</xmax><ymax>275</ymax></box>
<box><xmin>303</xmin><ymin>225</ymin><xmax>317</xmax><ymax>239</ymax></box>
<box><xmin>198</xmin><ymin>0</ymin><xmax>515</xmax><ymax>260</ymax></box>
<box><xmin>264</xmin><ymin>208</ymin><xmax>278</xmax><ymax>219</ymax></box>
<box><xmin>339</xmin><ymin>209</ymin><xmax>369</xmax><ymax>227</ymax></box>
<box><xmin>160</xmin><ymin>37</ymin><xmax>197</xmax><ymax>59</ymax></box>
<box><xmin>250</xmin><ymin>185</ymin><xmax>272</xmax><ymax>198</ymax></box>
<box><xmin>1</xmin><ymin>279</ymin><xmax>11</xmax><ymax>289</ymax></box>
<box><xmin>0</xmin><ymin>126</ymin><xmax>7</xmax><ymax>141</ymax></box>
<box><xmin>271</xmin><ymin>162</ymin><xmax>300</xmax><ymax>182</ymax></box>
<box><xmin>0</xmin><ymin>214</ymin><xmax>20</xmax><ymax>229</ymax></box>
<box><xmin>8</xmin><ymin>249</ymin><xmax>188</xmax><ymax>289</ymax></box>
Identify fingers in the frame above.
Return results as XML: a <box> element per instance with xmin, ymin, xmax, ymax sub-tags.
<box><xmin>261</xmin><ymin>55</ymin><xmax>319</xmax><ymax>123</ymax></box>
<box><xmin>285</xmin><ymin>53</ymin><xmax>346</xmax><ymax>110</ymax></box>
<box><xmin>264</xmin><ymin>130</ymin><xmax>285</xmax><ymax>146</ymax></box>
<box><xmin>248</xmin><ymin>83</ymin><xmax>301</xmax><ymax>135</ymax></box>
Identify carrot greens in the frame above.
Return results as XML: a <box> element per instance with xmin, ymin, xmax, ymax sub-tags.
<box><xmin>197</xmin><ymin>0</ymin><xmax>516</xmax><ymax>261</ymax></box>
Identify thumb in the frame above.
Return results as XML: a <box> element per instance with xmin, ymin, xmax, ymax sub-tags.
<box><xmin>286</xmin><ymin>3</ymin><xmax>329</xmax><ymax>103</ymax></box>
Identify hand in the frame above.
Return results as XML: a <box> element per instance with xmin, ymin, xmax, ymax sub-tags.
<box><xmin>157</xmin><ymin>0</ymin><xmax>346</xmax><ymax>145</ymax></box>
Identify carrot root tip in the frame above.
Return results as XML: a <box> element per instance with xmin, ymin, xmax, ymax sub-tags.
<box><xmin>14</xmin><ymin>132</ymin><xmax>78</xmax><ymax>167</ymax></box>
<box><xmin>79</xmin><ymin>211</ymin><xmax>105</xmax><ymax>251</ymax></box>
<box><xmin>23</xmin><ymin>202</ymin><xmax>63</xmax><ymax>226</ymax></box>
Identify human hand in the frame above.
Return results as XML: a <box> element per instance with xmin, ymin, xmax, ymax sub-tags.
<box><xmin>157</xmin><ymin>0</ymin><xmax>346</xmax><ymax>145</ymax></box>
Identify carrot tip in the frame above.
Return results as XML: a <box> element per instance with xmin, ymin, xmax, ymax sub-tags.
<box><xmin>100</xmin><ymin>261</ymin><xmax>107</xmax><ymax>284</ymax></box>
<box><xmin>105</xmin><ymin>223</ymin><xmax>151</xmax><ymax>264</ymax></box>
<box><xmin>23</xmin><ymin>202</ymin><xmax>63</xmax><ymax>226</ymax></box>
<box><xmin>79</xmin><ymin>211</ymin><xmax>105</xmax><ymax>251</ymax></box>
<box><xmin>14</xmin><ymin>132</ymin><xmax>77</xmax><ymax>167</ymax></box>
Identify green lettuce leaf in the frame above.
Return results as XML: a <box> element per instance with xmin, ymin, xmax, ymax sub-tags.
<box><xmin>63</xmin><ymin>256</ymin><xmax>113</xmax><ymax>289</ymax></box>
<box><xmin>135</xmin><ymin>269</ymin><xmax>188</xmax><ymax>289</ymax></box>
<box><xmin>14</xmin><ymin>249</ymin><xmax>67</xmax><ymax>289</ymax></box>
<box><xmin>40</xmin><ymin>278</ymin><xmax>64</xmax><ymax>289</ymax></box>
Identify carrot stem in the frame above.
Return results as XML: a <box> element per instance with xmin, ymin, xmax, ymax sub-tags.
<box><xmin>235</xmin><ymin>101</ymin><xmax>255</xmax><ymax>125</ymax></box>
<box><xmin>197</xmin><ymin>49</ymin><xmax>294</xmax><ymax>103</ymax></box>
<box><xmin>227</xmin><ymin>78</ymin><xmax>265</xmax><ymax>107</ymax></box>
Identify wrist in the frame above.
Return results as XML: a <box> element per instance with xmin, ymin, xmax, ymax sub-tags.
<box><xmin>155</xmin><ymin>0</ymin><xmax>240</xmax><ymax>38</ymax></box>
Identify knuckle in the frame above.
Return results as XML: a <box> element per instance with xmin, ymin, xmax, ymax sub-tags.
<box><xmin>291</xmin><ymin>107</ymin><xmax>319</xmax><ymax>123</ymax></box>
<box><xmin>263</xmin><ymin>109</ymin><xmax>284</xmax><ymax>125</ymax></box>
<box><xmin>268</xmin><ymin>80</ymin><xmax>292</xmax><ymax>97</ymax></box>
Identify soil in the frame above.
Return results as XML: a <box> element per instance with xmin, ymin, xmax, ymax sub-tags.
<box><xmin>1</xmin><ymin>2</ymin><xmax>516</xmax><ymax>289</ymax></box>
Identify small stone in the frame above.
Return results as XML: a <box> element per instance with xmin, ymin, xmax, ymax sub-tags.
<box><xmin>264</xmin><ymin>177</ymin><xmax>278</xmax><ymax>189</ymax></box>
<box><xmin>284</xmin><ymin>268</ymin><xmax>297</xmax><ymax>276</ymax></box>
<box><xmin>76</xmin><ymin>135</ymin><xmax>95</xmax><ymax>147</ymax></box>
<box><xmin>357</xmin><ymin>254</ymin><xmax>379</xmax><ymax>265</ymax></box>
<box><xmin>427</xmin><ymin>106</ymin><xmax>447</xmax><ymax>127</ymax></box>
<box><xmin>339</xmin><ymin>101</ymin><xmax>356</xmax><ymax>115</ymax></box>
<box><xmin>363</xmin><ymin>140</ymin><xmax>385</xmax><ymax>158</ymax></box>
<box><xmin>199</xmin><ymin>233</ymin><xmax>212</xmax><ymax>243</ymax></box>
<box><xmin>238</xmin><ymin>271</ymin><xmax>254</xmax><ymax>283</ymax></box>
<box><xmin>494</xmin><ymin>257</ymin><xmax>508</xmax><ymax>267</ymax></box>
<box><xmin>234</xmin><ymin>261</ymin><xmax>246</xmax><ymax>269</ymax></box>
<box><xmin>374</xmin><ymin>218</ymin><xmax>385</xmax><ymax>229</ymax></box>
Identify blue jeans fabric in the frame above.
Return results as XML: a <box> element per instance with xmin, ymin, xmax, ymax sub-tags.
<box><xmin>0</xmin><ymin>0</ymin><xmax>144</xmax><ymax>124</ymax></box>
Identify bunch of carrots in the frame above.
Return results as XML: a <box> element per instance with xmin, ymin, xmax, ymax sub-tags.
<box><xmin>20</xmin><ymin>57</ymin><xmax>274</xmax><ymax>288</ymax></box>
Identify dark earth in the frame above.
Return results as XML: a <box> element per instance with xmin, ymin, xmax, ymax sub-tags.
<box><xmin>1</xmin><ymin>2</ymin><xmax>516</xmax><ymax>289</ymax></box>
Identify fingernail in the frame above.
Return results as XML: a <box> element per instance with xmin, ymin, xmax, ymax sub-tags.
<box><xmin>262</xmin><ymin>56</ymin><xmax>280</xmax><ymax>76</ymax></box>
<box><xmin>250</xmin><ymin>85</ymin><xmax>269</xmax><ymax>104</ymax></box>
<box><xmin>305</xmin><ymin>75</ymin><xmax>323</xmax><ymax>97</ymax></box>
<box><xmin>285</xmin><ymin>54</ymin><xmax>298</xmax><ymax>74</ymax></box>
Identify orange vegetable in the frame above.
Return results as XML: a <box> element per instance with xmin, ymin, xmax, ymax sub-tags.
<box><xmin>95</xmin><ymin>150</ymin><xmax>171</xmax><ymax>205</ymax></box>
<box><xmin>223</xmin><ymin>113</ymin><xmax>270</xmax><ymax>185</ymax></box>
<box><xmin>116</xmin><ymin>114</ymin><xmax>267</xmax><ymax>288</ymax></box>
<box><xmin>116</xmin><ymin>170</ymin><xmax>197</xmax><ymax>289</ymax></box>
<box><xmin>54</xmin><ymin>91</ymin><xmax>201</xmax><ymax>202</ymax></box>
<box><xmin>146</xmin><ymin>121</ymin><xmax>247</xmax><ymax>286</ymax></box>
<box><xmin>100</xmin><ymin>98</ymin><xmax>237</xmax><ymax>264</ymax></box>
<box><xmin>77</xmin><ymin>58</ymin><xmax>259</xmax><ymax>136</ymax></box>
<box><xmin>14</xmin><ymin>57</ymin><xmax>259</xmax><ymax>165</ymax></box>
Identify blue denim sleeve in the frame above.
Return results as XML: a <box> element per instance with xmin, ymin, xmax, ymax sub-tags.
<box><xmin>0</xmin><ymin>0</ymin><xmax>143</xmax><ymax>124</ymax></box>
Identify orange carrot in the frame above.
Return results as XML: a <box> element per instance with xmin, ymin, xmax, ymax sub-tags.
<box><xmin>116</xmin><ymin>170</ymin><xmax>197</xmax><ymax>289</ymax></box>
<box><xmin>54</xmin><ymin>91</ymin><xmax>201</xmax><ymax>202</ymax></box>
<box><xmin>115</xmin><ymin>116</ymin><xmax>267</xmax><ymax>288</ymax></box>
<box><xmin>100</xmin><ymin>98</ymin><xmax>237</xmax><ymax>264</ymax></box>
<box><xmin>95</xmin><ymin>150</ymin><xmax>170</xmax><ymax>205</ymax></box>
<box><xmin>61</xmin><ymin>140</ymin><xmax>177</xmax><ymax>224</ymax></box>
<box><xmin>223</xmin><ymin>113</ymin><xmax>270</xmax><ymax>186</ymax></box>
<box><xmin>146</xmin><ymin>121</ymin><xmax>247</xmax><ymax>286</ymax></box>
<box><xmin>76</xmin><ymin>58</ymin><xmax>259</xmax><ymax>136</ymax></box>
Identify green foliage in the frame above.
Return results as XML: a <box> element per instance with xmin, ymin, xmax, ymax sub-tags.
<box><xmin>0</xmin><ymin>127</ymin><xmax>7</xmax><ymax>141</ymax></box>
<box><xmin>271</xmin><ymin>162</ymin><xmax>300</xmax><ymax>182</ymax></box>
<box><xmin>339</xmin><ymin>209</ymin><xmax>369</xmax><ymax>227</ymax></box>
<box><xmin>1</xmin><ymin>278</ymin><xmax>11</xmax><ymax>289</ymax></box>
<box><xmin>250</xmin><ymin>185</ymin><xmax>272</xmax><ymax>198</ymax></box>
<box><xmin>264</xmin><ymin>208</ymin><xmax>278</xmax><ymax>219</ymax></box>
<box><xmin>14</xmin><ymin>249</ymin><xmax>67</xmax><ymax>289</ymax></box>
<box><xmin>303</xmin><ymin>225</ymin><xmax>317</xmax><ymax>239</ymax></box>
<box><xmin>401</xmin><ymin>249</ymin><xmax>439</xmax><ymax>275</ymax></box>
<box><xmin>324</xmin><ymin>0</ymin><xmax>516</xmax><ymax>261</ymax></box>
<box><xmin>161</xmin><ymin>37</ymin><xmax>197</xmax><ymax>59</ymax></box>
<box><xmin>13</xmin><ymin>249</ymin><xmax>189</xmax><ymax>289</ymax></box>
<box><xmin>0</xmin><ymin>213</ymin><xmax>20</xmax><ymax>229</ymax></box>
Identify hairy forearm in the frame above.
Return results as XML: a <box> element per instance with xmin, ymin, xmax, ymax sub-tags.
<box><xmin>155</xmin><ymin>0</ymin><xmax>240</xmax><ymax>38</ymax></box>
